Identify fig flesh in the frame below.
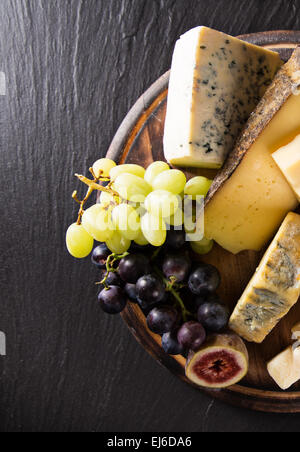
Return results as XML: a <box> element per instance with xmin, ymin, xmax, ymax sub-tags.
<box><xmin>186</xmin><ymin>334</ymin><xmax>249</xmax><ymax>389</ymax></box>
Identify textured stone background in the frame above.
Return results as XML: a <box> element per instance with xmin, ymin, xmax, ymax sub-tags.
<box><xmin>1</xmin><ymin>0</ymin><xmax>300</xmax><ymax>432</ymax></box>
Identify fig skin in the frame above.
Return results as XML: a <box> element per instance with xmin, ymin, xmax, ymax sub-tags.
<box><xmin>185</xmin><ymin>333</ymin><xmax>249</xmax><ymax>389</ymax></box>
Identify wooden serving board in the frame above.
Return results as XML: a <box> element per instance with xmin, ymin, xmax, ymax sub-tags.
<box><xmin>106</xmin><ymin>31</ymin><xmax>300</xmax><ymax>413</ymax></box>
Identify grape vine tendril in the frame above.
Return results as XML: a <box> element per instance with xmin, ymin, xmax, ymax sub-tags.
<box><xmin>96</xmin><ymin>252</ymin><xmax>129</xmax><ymax>289</ymax></box>
<box><xmin>72</xmin><ymin>169</ymin><xmax>125</xmax><ymax>226</ymax></box>
<box><xmin>154</xmin><ymin>266</ymin><xmax>194</xmax><ymax>322</ymax></box>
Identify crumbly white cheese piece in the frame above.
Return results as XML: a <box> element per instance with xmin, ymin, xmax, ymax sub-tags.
<box><xmin>272</xmin><ymin>134</ymin><xmax>300</xmax><ymax>201</ymax></box>
<box><xmin>268</xmin><ymin>346</ymin><xmax>300</xmax><ymax>390</ymax></box>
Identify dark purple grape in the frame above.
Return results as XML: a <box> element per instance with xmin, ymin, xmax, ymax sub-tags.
<box><xmin>136</xmin><ymin>274</ymin><xmax>166</xmax><ymax>307</ymax></box>
<box><xmin>98</xmin><ymin>270</ymin><xmax>124</xmax><ymax>291</ymax></box>
<box><xmin>162</xmin><ymin>330</ymin><xmax>185</xmax><ymax>355</ymax></box>
<box><xmin>194</xmin><ymin>293</ymin><xmax>222</xmax><ymax>310</ymax></box>
<box><xmin>129</xmin><ymin>242</ymin><xmax>152</xmax><ymax>253</ymax></box>
<box><xmin>178</xmin><ymin>288</ymin><xmax>198</xmax><ymax>314</ymax></box>
<box><xmin>137</xmin><ymin>297</ymin><xmax>153</xmax><ymax>313</ymax></box>
<box><xmin>138</xmin><ymin>292</ymin><xmax>170</xmax><ymax>313</ymax></box>
<box><xmin>98</xmin><ymin>286</ymin><xmax>127</xmax><ymax>314</ymax></box>
<box><xmin>188</xmin><ymin>264</ymin><xmax>221</xmax><ymax>296</ymax></box>
<box><xmin>165</xmin><ymin>229</ymin><xmax>186</xmax><ymax>250</ymax></box>
<box><xmin>177</xmin><ymin>321</ymin><xmax>206</xmax><ymax>351</ymax></box>
<box><xmin>119</xmin><ymin>254</ymin><xmax>151</xmax><ymax>284</ymax></box>
<box><xmin>91</xmin><ymin>244</ymin><xmax>111</xmax><ymax>268</ymax></box>
<box><xmin>125</xmin><ymin>283</ymin><xmax>138</xmax><ymax>303</ymax></box>
<box><xmin>163</xmin><ymin>254</ymin><xmax>191</xmax><ymax>282</ymax></box>
<box><xmin>197</xmin><ymin>302</ymin><xmax>230</xmax><ymax>332</ymax></box>
<box><xmin>161</xmin><ymin>291</ymin><xmax>171</xmax><ymax>305</ymax></box>
<box><xmin>147</xmin><ymin>306</ymin><xmax>180</xmax><ymax>335</ymax></box>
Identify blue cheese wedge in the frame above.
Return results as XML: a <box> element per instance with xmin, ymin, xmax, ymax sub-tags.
<box><xmin>229</xmin><ymin>213</ymin><xmax>300</xmax><ymax>343</ymax></box>
<box><xmin>164</xmin><ymin>26</ymin><xmax>282</xmax><ymax>169</ymax></box>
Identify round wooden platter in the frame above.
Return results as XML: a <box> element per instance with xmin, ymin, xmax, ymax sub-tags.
<box><xmin>105</xmin><ymin>31</ymin><xmax>300</xmax><ymax>413</ymax></box>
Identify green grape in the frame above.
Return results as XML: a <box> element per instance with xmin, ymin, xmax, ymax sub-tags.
<box><xmin>114</xmin><ymin>173</ymin><xmax>152</xmax><ymax>202</ymax></box>
<box><xmin>93</xmin><ymin>158</ymin><xmax>116</xmax><ymax>178</ymax></box>
<box><xmin>82</xmin><ymin>204</ymin><xmax>114</xmax><ymax>242</ymax></box>
<box><xmin>141</xmin><ymin>213</ymin><xmax>167</xmax><ymax>247</ymax></box>
<box><xmin>134</xmin><ymin>204</ymin><xmax>147</xmax><ymax>218</ymax></box>
<box><xmin>184</xmin><ymin>176</ymin><xmax>212</xmax><ymax>200</ymax></box>
<box><xmin>152</xmin><ymin>169</ymin><xmax>186</xmax><ymax>195</ymax></box>
<box><xmin>144</xmin><ymin>161</ymin><xmax>170</xmax><ymax>186</ymax></box>
<box><xmin>110</xmin><ymin>164</ymin><xmax>146</xmax><ymax>181</ymax></box>
<box><xmin>185</xmin><ymin>210</ymin><xmax>205</xmax><ymax>242</ymax></box>
<box><xmin>111</xmin><ymin>204</ymin><xmax>141</xmax><ymax>240</ymax></box>
<box><xmin>184</xmin><ymin>205</ymin><xmax>197</xmax><ymax>233</ymax></box>
<box><xmin>134</xmin><ymin>229</ymin><xmax>149</xmax><ymax>246</ymax></box>
<box><xmin>145</xmin><ymin>190</ymin><xmax>179</xmax><ymax>219</ymax></box>
<box><xmin>190</xmin><ymin>237</ymin><xmax>214</xmax><ymax>255</ymax></box>
<box><xmin>100</xmin><ymin>184</ymin><xmax>121</xmax><ymax>206</ymax></box>
<box><xmin>66</xmin><ymin>223</ymin><xmax>94</xmax><ymax>259</ymax></box>
<box><xmin>106</xmin><ymin>231</ymin><xmax>131</xmax><ymax>254</ymax></box>
<box><xmin>100</xmin><ymin>191</ymin><xmax>115</xmax><ymax>205</ymax></box>
<box><xmin>166</xmin><ymin>207</ymin><xmax>184</xmax><ymax>227</ymax></box>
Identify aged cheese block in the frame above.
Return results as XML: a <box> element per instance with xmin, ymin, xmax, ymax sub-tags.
<box><xmin>272</xmin><ymin>134</ymin><xmax>300</xmax><ymax>201</ymax></box>
<box><xmin>163</xmin><ymin>26</ymin><xmax>282</xmax><ymax>169</ymax></box>
<box><xmin>205</xmin><ymin>48</ymin><xmax>300</xmax><ymax>254</ymax></box>
<box><xmin>229</xmin><ymin>213</ymin><xmax>300</xmax><ymax>343</ymax></box>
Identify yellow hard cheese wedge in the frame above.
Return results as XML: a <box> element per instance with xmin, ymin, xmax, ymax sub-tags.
<box><xmin>205</xmin><ymin>48</ymin><xmax>300</xmax><ymax>254</ymax></box>
<box><xmin>272</xmin><ymin>134</ymin><xmax>300</xmax><ymax>201</ymax></box>
<box><xmin>164</xmin><ymin>26</ymin><xmax>282</xmax><ymax>169</ymax></box>
<box><xmin>268</xmin><ymin>346</ymin><xmax>300</xmax><ymax>391</ymax></box>
<box><xmin>229</xmin><ymin>213</ymin><xmax>300</xmax><ymax>343</ymax></box>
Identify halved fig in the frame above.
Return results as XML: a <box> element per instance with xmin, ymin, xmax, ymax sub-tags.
<box><xmin>186</xmin><ymin>334</ymin><xmax>249</xmax><ymax>389</ymax></box>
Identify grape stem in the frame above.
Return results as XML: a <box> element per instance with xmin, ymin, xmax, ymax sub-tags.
<box><xmin>73</xmin><ymin>170</ymin><xmax>125</xmax><ymax>225</ymax></box>
<box><xmin>150</xmin><ymin>247</ymin><xmax>162</xmax><ymax>262</ymax></box>
<box><xmin>97</xmin><ymin>252</ymin><xmax>129</xmax><ymax>289</ymax></box>
<box><xmin>75</xmin><ymin>174</ymin><xmax>123</xmax><ymax>200</ymax></box>
<box><xmin>154</xmin><ymin>266</ymin><xmax>193</xmax><ymax>322</ymax></box>
<box><xmin>72</xmin><ymin>168</ymin><xmax>105</xmax><ymax>225</ymax></box>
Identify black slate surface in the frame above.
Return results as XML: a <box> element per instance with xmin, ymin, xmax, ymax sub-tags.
<box><xmin>1</xmin><ymin>0</ymin><xmax>300</xmax><ymax>432</ymax></box>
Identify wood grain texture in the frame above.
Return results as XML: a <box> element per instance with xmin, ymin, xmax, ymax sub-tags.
<box><xmin>3</xmin><ymin>0</ymin><xmax>300</xmax><ymax>432</ymax></box>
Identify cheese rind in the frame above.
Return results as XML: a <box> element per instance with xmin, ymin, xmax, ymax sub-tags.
<box><xmin>205</xmin><ymin>48</ymin><xmax>300</xmax><ymax>254</ymax></box>
<box><xmin>229</xmin><ymin>213</ymin><xmax>300</xmax><ymax>343</ymax></box>
<box><xmin>272</xmin><ymin>134</ymin><xmax>300</xmax><ymax>201</ymax></box>
<box><xmin>164</xmin><ymin>26</ymin><xmax>282</xmax><ymax>169</ymax></box>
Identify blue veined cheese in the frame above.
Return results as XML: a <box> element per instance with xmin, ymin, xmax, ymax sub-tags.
<box><xmin>229</xmin><ymin>213</ymin><xmax>300</xmax><ymax>343</ymax></box>
<box><xmin>164</xmin><ymin>26</ymin><xmax>282</xmax><ymax>169</ymax></box>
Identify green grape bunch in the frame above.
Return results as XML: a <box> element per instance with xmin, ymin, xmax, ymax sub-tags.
<box><xmin>66</xmin><ymin>158</ymin><xmax>214</xmax><ymax>259</ymax></box>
